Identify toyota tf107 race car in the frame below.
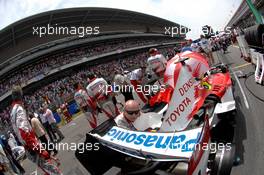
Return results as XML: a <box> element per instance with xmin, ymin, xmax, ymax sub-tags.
<box><xmin>76</xmin><ymin>51</ymin><xmax>237</xmax><ymax>175</ymax></box>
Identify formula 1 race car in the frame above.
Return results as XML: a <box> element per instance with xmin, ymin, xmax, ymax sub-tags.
<box><xmin>76</xmin><ymin>51</ymin><xmax>237</xmax><ymax>175</ymax></box>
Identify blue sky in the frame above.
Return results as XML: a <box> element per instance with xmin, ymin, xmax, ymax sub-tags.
<box><xmin>0</xmin><ymin>0</ymin><xmax>242</xmax><ymax>39</ymax></box>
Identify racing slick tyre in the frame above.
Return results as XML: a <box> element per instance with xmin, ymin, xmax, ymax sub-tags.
<box><xmin>244</xmin><ymin>24</ymin><xmax>264</xmax><ymax>47</ymax></box>
<box><xmin>211</xmin><ymin>143</ymin><xmax>236</xmax><ymax>175</ymax></box>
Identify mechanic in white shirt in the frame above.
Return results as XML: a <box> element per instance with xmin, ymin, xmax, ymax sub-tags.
<box><xmin>113</xmin><ymin>74</ymin><xmax>134</xmax><ymax>102</ymax></box>
<box><xmin>74</xmin><ymin>82</ymin><xmax>98</xmax><ymax>129</ymax></box>
<box><xmin>146</xmin><ymin>48</ymin><xmax>167</xmax><ymax>86</ymax></box>
<box><xmin>147</xmin><ymin>48</ymin><xmax>167</xmax><ymax>78</ymax></box>
<box><xmin>86</xmin><ymin>73</ymin><xmax>119</xmax><ymax>119</ymax></box>
<box><xmin>128</xmin><ymin>68</ymin><xmax>149</xmax><ymax>108</ymax></box>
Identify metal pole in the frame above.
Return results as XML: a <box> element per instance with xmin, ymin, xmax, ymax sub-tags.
<box><xmin>245</xmin><ymin>0</ymin><xmax>263</xmax><ymax>24</ymax></box>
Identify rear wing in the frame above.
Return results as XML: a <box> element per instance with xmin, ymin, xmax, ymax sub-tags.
<box><xmin>89</xmin><ymin>124</ymin><xmax>204</xmax><ymax>161</ymax></box>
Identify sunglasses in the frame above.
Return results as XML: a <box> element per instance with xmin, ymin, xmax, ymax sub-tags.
<box><xmin>126</xmin><ymin>110</ymin><xmax>140</xmax><ymax>115</ymax></box>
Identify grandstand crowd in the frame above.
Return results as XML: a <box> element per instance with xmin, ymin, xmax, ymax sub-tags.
<box><xmin>0</xmin><ymin>38</ymin><xmax>176</xmax><ymax>96</ymax></box>
<box><xmin>0</xmin><ymin>44</ymin><xmax>174</xmax><ymax>126</ymax></box>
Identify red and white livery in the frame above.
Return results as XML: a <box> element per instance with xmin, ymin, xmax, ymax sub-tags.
<box><xmin>86</xmin><ymin>77</ymin><xmax>119</xmax><ymax>118</ymax></box>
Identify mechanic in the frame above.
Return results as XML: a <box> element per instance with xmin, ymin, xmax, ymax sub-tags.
<box><xmin>86</xmin><ymin>73</ymin><xmax>119</xmax><ymax>119</ymax></box>
<box><xmin>10</xmin><ymin>86</ymin><xmax>62</xmax><ymax>175</ymax></box>
<box><xmin>146</xmin><ymin>49</ymin><xmax>167</xmax><ymax>91</ymax></box>
<box><xmin>113</xmin><ymin>74</ymin><xmax>134</xmax><ymax>102</ymax></box>
<box><xmin>74</xmin><ymin>82</ymin><xmax>98</xmax><ymax>129</ymax></box>
<box><xmin>59</xmin><ymin>102</ymin><xmax>72</xmax><ymax>124</ymax></box>
<box><xmin>7</xmin><ymin>131</ymin><xmax>26</xmax><ymax>164</ymax></box>
<box><xmin>128</xmin><ymin>68</ymin><xmax>149</xmax><ymax>108</ymax></box>
<box><xmin>114</xmin><ymin>100</ymin><xmax>141</xmax><ymax>130</ymax></box>
<box><xmin>148</xmin><ymin>48</ymin><xmax>167</xmax><ymax>65</ymax></box>
<box><xmin>6</xmin><ymin>131</ymin><xmax>18</xmax><ymax>149</ymax></box>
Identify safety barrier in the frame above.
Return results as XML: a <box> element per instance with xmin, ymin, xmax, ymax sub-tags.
<box><xmin>52</xmin><ymin>101</ymin><xmax>81</xmax><ymax>125</ymax></box>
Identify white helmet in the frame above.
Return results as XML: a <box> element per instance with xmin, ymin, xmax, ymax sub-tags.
<box><xmin>114</xmin><ymin>74</ymin><xmax>125</xmax><ymax>85</ymax></box>
<box><xmin>130</xmin><ymin>68</ymin><xmax>143</xmax><ymax>81</ymax></box>
<box><xmin>147</xmin><ymin>54</ymin><xmax>167</xmax><ymax>75</ymax></box>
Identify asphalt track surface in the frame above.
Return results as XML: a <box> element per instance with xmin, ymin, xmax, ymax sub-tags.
<box><xmin>23</xmin><ymin>46</ymin><xmax>264</xmax><ymax>175</ymax></box>
<box><xmin>214</xmin><ymin>46</ymin><xmax>264</xmax><ymax>175</ymax></box>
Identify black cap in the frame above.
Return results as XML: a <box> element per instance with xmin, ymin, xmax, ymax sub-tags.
<box><xmin>87</xmin><ymin>73</ymin><xmax>96</xmax><ymax>80</ymax></box>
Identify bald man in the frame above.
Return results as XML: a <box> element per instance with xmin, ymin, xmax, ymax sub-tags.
<box><xmin>114</xmin><ymin>100</ymin><xmax>141</xmax><ymax>130</ymax></box>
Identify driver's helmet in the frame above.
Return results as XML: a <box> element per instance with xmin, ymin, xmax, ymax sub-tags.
<box><xmin>147</xmin><ymin>54</ymin><xmax>167</xmax><ymax>75</ymax></box>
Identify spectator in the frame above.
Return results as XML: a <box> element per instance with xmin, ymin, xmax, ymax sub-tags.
<box><xmin>39</xmin><ymin>108</ymin><xmax>57</xmax><ymax>143</ymax></box>
<box><xmin>43</xmin><ymin>105</ymin><xmax>64</xmax><ymax>142</ymax></box>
